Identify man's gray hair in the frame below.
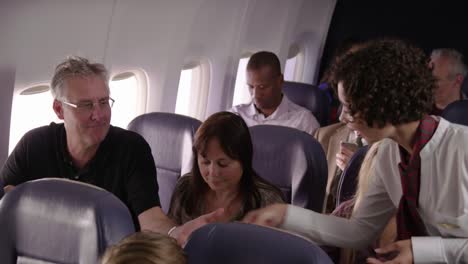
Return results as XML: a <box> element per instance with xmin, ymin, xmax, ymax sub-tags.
<box><xmin>431</xmin><ymin>48</ymin><xmax>468</xmax><ymax>79</ymax></box>
<box><xmin>50</xmin><ymin>56</ymin><xmax>109</xmax><ymax>99</ymax></box>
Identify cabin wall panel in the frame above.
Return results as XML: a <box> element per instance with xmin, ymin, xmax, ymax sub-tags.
<box><xmin>183</xmin><ymin>0</ymin><xmax>250</xmax><ymax>117</ymax></box>
<box><xmin>106</xmin><ymin>0</ymin><xmax>206</xmax><ymax>113</ymax></box>
<box><xmin>0</xmin><ymin>67</ymin><xmax>15</xmax><ymax>166</ymax></box>
<box><xmin>0</xmin><ymin>0</ymin><xmax>333</xmax><ymax>158</ymax></box>
<box><xmin>291</xmin><ymin>0</ymin><xmax>336</xmax><ymax>84</ymax></box>
<box><xmin>6</xmin><ymin>0</ymin><xmax>114</xmax><ymax>89</ymax></box>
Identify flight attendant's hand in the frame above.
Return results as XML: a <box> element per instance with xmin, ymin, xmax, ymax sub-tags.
<box><xmin>242</xmin><ymin>203</ymin><xmax>288</xmax><ymax>227</ymax></box>
<box><xmin>3</xmin><ymin>185</ymin><xmax>15</xmax><ymax>193</ymax></box>
<box><xmin>367</xmin><ymin>239</ymin><xmax>413</xmax><ymax>264</ymax></box>
<box><xmin>336</xmin><ymin>141</ymin><xmax>359</xmax><ymax>170</ymax></box>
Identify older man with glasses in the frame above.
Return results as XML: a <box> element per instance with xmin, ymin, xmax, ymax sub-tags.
<box><xmin>0</xmin><ymin>56</ymin><xmax>224</xmax><ymax>246</ymax></box>
<box><xmin>428</xmin><ymin>48</ymin><xmax>468</xmax><ymax>115</ymax></box>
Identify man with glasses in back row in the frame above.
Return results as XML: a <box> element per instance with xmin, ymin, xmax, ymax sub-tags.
<box><xmin>0</xmin><ymin>56</ymin><xmax>224</xmax><ymax>246</ymax></box>
<box><xmin>429</xmin><ymin>48</ymin><xmax>468</xmax><ymax>115</ymax></box>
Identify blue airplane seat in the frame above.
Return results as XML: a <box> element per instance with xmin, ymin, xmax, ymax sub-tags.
<box><xmin>128</xmin><ymin>112</ymin><xmax>202</xmax><ymax>213</ymax></box>
<box><xmin>335</xmin><ymin>146</ymin><xmax>369</xmax><ymax>207</ymax></box>
<box><xmin>185</xmin><ymin>222</ymin><xmax>333</xmax><ymax>264</ymax></box>
<box><xmin>441</xmin><ymin>100</ymin><xmax>468</xmax><ymax>126</ymax></box>
<box><xmin>250</xmin><ymin>125</ymin><xmax>327</xmax><ymax>212</ymax></box>
<box><xmin>282</xmin><ymin>81</ymin><xmax>331</xmax><ymax>126</ymax></box>
<box><xmin>0</xmin><ymin>178</ymin><xmax>135</xmax><ymax>264</ymax></box>
<box><xmin>0</xmin><ymin>179</ymin><xmax>4</xmax><ymax>199</ymax></box>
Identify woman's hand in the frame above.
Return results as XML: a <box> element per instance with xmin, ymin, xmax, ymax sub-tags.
<box><xmin>367</xmin><ymin>239</ymin><xmax>413</xmax><ymax>264</ymax></box>
<box><xmin>170</xmin><ymin>208</ymin><xmax>225</xmax><ymax>246</ymax></box>
<box><xmin>242</xmin><ymin>203</ymin><xmax>288</xmax><ymax>227</ymax></box>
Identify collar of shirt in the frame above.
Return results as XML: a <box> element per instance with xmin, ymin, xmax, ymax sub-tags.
<box><xmin>58</xmin><ymin>124</ymin><xmax>111</xmax><ymax>181</ymax></box>
<box><xmin>246</xmin><ymin>95</ymin><xmax>292</xmax><ymax>121</ymax></box>
<box><xmin>346</xmin><ymin>130</ymin><xmax>368</xmax><ymax>146</ymax></box>
<box><xmin>461</xmin><ymin>91</ymin><xmax>467</xmax><ymax>100</ymax></box>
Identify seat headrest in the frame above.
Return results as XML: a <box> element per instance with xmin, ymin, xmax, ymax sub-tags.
<box><xmin>0</xmin><ymin>178</ymin><xmax>135</xmax><ymax>263</ymax></box>
<box><xmin>127</xmin><ymin>112</ymin><xmax>202</xmax><ymax>212</ymax></box>
<box><xmin>127</xmin><ymin>112</ymin><xmax>201</xmax><ymax>172</ymax></box>
<box><xmin>185</xmin><ymin>222</ymin><xmax>333</xmax><ymax>264</ymax></box>
<box><xmin>249</xmin><ymin>125</ymin><xmax>327</xmax><ymax>212</ymax></box>
<box><xmin>441</xmin><ymin>100</ymin><xmax>468</xmax><ymax>126</ymax></box>
<box><xmin>336</xmin><ymin>145</ymin><xmax>369</xmax><ymax>207</ymax></box>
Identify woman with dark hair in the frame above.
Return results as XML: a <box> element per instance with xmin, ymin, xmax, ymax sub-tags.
<box><xmin>168</xmin><ymin>111</ymin><xmax>284</xmax><ymax>225</ymax></box>
<box><xmin>244</xmin><ymin>39</ymin><xmax>468</xmax><ymax>263</ymax></box>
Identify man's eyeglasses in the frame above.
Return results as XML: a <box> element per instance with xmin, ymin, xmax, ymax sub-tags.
<box><xmin>60</xmin><ymin>97</ymin><xmax>115</xmax><ymax>112</ymax></box>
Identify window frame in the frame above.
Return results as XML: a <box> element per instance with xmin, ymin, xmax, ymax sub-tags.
<box><xmin>109</xmin><ymin>69</ymin><xmax>148</xmax><ymax>128</ymax></box>
<box><xmin>284</xmin><ymin>44</ymin><xmax>306</xmax><ymax>82</ymax></box>
<box><xmin>175</xmin><ymin>59</ymin><xmax>211</xmax><ymax>120</ymax></box>
<box><xmin>231</xmin><ymin>52</ymin><xmax>254</xmax><ymax>107</ymax></box>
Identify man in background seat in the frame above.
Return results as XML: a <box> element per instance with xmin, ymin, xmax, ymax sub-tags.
<box><xmin>429</xmin><ymin>48</ymin><xmax>467</xmax><ymax>115</ymax></box>
<box><xmin>0</xmin><ymin>56</ymin><xmax>223</xmax><ymax>246</ymax></box>
<box><xmin>314</xmin><ymin>117</ymin><xmax>366</xmax><ymax>214</ymax></box>
<box><xmin>231</xmin><ymin>51</ymin><xmax>320</xmax><ymax>134</ymax></box>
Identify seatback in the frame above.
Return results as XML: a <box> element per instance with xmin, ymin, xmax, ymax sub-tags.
<box><xmin>0</xmin><ymin>178</ymin><xmax>135</xmax><ymax>264</ymax></box>
<box><xmin>127</xmin><ymin>112</ymin><xmax>202</xmax><ymax>213</ymax></box>
<box><xmin>282</xmin><ymin>81</ymin><xmax>331</xmax><ymax>126</ymax></box>
<box><xmin>185</xmin><ymin>222</ymin><xmax>333</xmax><ymax>264</ymax></box>
<box><xmin>249</xmin><ymin>125</ymin><xmax>327</xmax><ymax>212</ymax></box>
<box><xmin>0</xmin><ymin>179</ymin><xmax>4</xmax><ymax>199</ymax></box>
<box><xmin>462</xmin><ymin>77</ymin><xmax>468</xmax><ymax>97</ymax></box>
<box><xmin>441</xmin><ymin>100</ymin><xmax>468</xmax><ymax>126</ymax></box>
<box><xmin>335</xmin><ymin>146</ymin><xmax>369</xmax><ymax>207</ymax></box>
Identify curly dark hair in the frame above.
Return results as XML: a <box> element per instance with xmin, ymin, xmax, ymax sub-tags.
<box><xmin>334</xmin><ymin>39</ymin><xmax>435</xmax><ymax>128</ymax></box>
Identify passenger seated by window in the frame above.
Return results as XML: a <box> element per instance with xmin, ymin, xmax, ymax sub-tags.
<box><xmin>429</xmin><ymin>48</ymin><xmax>467</xmax><ymax>115</ymax></box>
<box><xmin>325</xmin><ymin>142</ymin><xmax>396</xmax><ymax>264</ymax></box>
<box><xmin>230</xmin><ymin>51</ymin><xmax>320</xmax><ymax>134</ymax></box>
<box><xmin>244</xmin><ymin>39</ymin><xmax>468</xmax><ymax>263</ymax></box>
<box><xmin>101</xmin><ymin>231</ymin><xmax>186</xmax><ymax>264</ymax></box>
<box><xmin>0</xmin><ymin>56</ymin><xmax>224</xmax><ymax>246</ymax></box>
<box><xmin>168</xmin><ymin>111</ymin><xmax>284</xmax><ymax>225</ymax></box>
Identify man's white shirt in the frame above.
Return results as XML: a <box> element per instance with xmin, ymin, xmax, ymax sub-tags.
<box><xmin>230</xmin><ymin>95</ymin><xmax>320</xmax><ymax>134</ymax></box>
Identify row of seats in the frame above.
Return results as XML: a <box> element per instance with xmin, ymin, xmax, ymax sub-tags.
<box><xmin>0</xmin><ymin>178</ymin><xmax>333</xmax><ymax>263</ymax></box>
<box><xmin>128</xmin><ymin>112</ymin><xmax>328</xmax><ymax>213</ymax></box>
<box><xmin>125</xmin><ymin>99</ymin><xmax>468</xmax><ymax>216</ymax></box>
<box><xmin>288</xmin><ymin>79</ymin><xmax>468</xmax><ymax>128</ymax></box>
<box><xmin>0</xmin><ymin>80</ymin><xmax>330</xmax><ymax>206</ymax></box>
<box><xmin>1</xmin><ymin>83</ymin><xmax>465</xmax><ymax>263</ymax></box>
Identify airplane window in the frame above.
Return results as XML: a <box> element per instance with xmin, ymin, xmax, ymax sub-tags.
<box><xmin>232</xmin><ymin>57</ymin><xmax>251</xmax><ymax>106</ymax></box>
<box><xmin>175</xmin><ymin>61</ymin><xmax>210</xmax><ymax>120</ymax></box>
<box><xmin>175</xmin><ymin>68</ymin><xmax>193</xmax><ymax>117</ymax></box>
<box><xmin>9</xmin><ymin>85</ymin><xmax>61</xmax><ymax>153</ymax></box>
<box><xmin>110</xmin><ymin>72</ymin><xmax>146</xmax><ymax>129</ymax></box>
<box><xmin>284</xmin><ymin>56</ymin><xmax>298</xmax><ymax>81</ymax></box>
<box><xmin>284</xmin><ymin>45</ymin><xmax>305</xmax><ymax>82</ymax></box>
